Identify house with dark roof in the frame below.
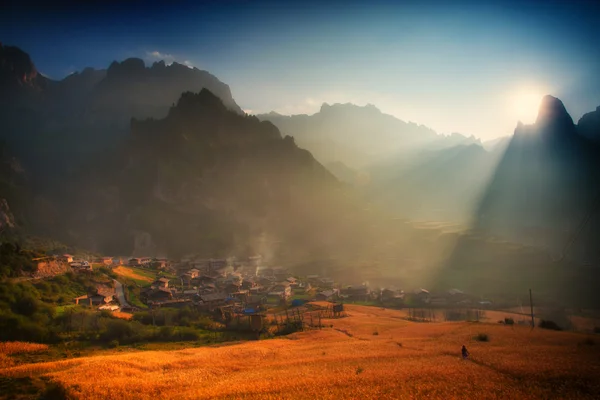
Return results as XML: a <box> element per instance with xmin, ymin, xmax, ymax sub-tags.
<box><xmin>98</xmin><ymin>257</ymin><xmax>114</xmax><ymax>265</ymax></box>
<box><xmin>156</xmin><ymin>277</ymin><xmax>170</xmax><ymax>287</ymax></box>
<box><xmin>199</xmin><ymin>292</ymin><xmax>229</xmax><ymax>310</ymax></box>
<box><xmin>178</xmin><ymin>289</ymin><xmax>199</xmax><ymax>299</ymax></box>
<box><xmin>271</xmin><ymin>283</ymin><xmax>292</xmax><ymax>298</ymax></box>
<box><xmin>414</xmin><ymin>288</ymin><xmax>431</xmax><ymax>303</ymax></box>
<box><xmin>246</xmin><ymin>294</ymin><xmax>267</xmax><ymax>308</ymax></box>
<box><xmin>222</xmin><ymin>283</ymin><xmax>241</xmax><ymax>295</ymax></box>
<box><xmin>341</xmin><ymin>284</ymin><xmax>370</xmax><ymax>301</ymax></box>
<box><xmin>76</xmin><ymin>287</ymin><xmax>115</xmax><ymax>307</ymax></box>
<box><xmin>316</xmin><ymin>289</ymin><xmax>339</xmax><ymax>302</ymax></box>
<box><xmin>151</xmin><ymin>259</ymin><xmax>170</xmax><ymax>269</ymax></box>
<box><xmin>142</xmin><ymin>287</ymin><xmax>173</xmax><ymax>303</ymax></box>
<box><xmin>380</xmin><ymin>288</ymin><xmax>404</xmax><ymax>302</ymax></box>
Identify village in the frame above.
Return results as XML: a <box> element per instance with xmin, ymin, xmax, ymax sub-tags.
<box><xmin>53</xmin><ymin>253</ymin><xmax>494</xmax><ymax>320</ymax></box>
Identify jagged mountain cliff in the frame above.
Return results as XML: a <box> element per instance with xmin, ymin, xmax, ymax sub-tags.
<box><xmin>55</xmin><ymin>90</ymin><xmax>375</xmax><ymax>260</ymax></box>
<box><xmin>476</xmin><ymin>95</ymin><xmax>600</xmax><ymax>261</ymax></box>
<box><xmin>0</xmin><ymin>43</ymin><xmax>242</xmax><ymax>164</ymax></box>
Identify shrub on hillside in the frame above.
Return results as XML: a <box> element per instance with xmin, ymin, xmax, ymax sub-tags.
<box><xmin>474</xmin><ymin>333</ymin><xmax>489</xmax><ymax>342</ymax></box>
<box><xmin>99</xmin><ymin>319</ymin><xmax>148</xmax><ymax>344</ymax></box>
<box><xmin>177</xmin><ymin>327</ymin><xmax>200</xmax><ymax>341</ymax></box>
<box><xmin>156</xmin><ymin>326</ymin><xmax>175</xmax><ymax>341</ymax></box>
<box><xmin>0</xmin><ymin>312</ymin><xmax>53</xmax><ymax>343</ymax></box>
<box><xmin>539</xmin><ymin>320</ymin><xmax>562</xmax><ymax>331</ymax></box>
<box><xmin>0</xmin><ymin>242</ymin><xmax>37</xmax><ymax>278</ymax></box>
<box><xmin>98</xmin><ymin>267</ymin><xmax>118</xmax><ymax>279</ymax></box>
<box><xmin>579</xmin><ymin>337</ymin><xmax>595</xmax><ymax>346</ymax></box>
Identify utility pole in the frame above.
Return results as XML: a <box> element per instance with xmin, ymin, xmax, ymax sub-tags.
<box><xmin>529</xmin><ymin>289</ymin><xmax>535</xmax><ymax>328</ymax></box>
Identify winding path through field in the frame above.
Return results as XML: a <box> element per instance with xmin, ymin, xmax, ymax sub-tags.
<box><xmin>113</xmin><ymin>279</ymin><xmax>131</xmax><ymax>309</ymax></box>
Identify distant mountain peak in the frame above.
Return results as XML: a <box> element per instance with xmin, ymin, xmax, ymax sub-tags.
<box><xmin>319</xmin><ymin>102</ymin><xmax>382</xmax><ymax>115</ymax></box>
<box><xmin>106</xmin><ymin>58</ymin><xmax>146</xmax><ymax>79</ymax></box>
<box><xmin>170</xmin><ymin>89</ymin><xmax>227</xmax><ymax>116</ymax></box>
<box><xmin>0</xmin><ymin>43</ymin><xmax>43</xmax><ymax>88</ymax></box>
<box><xmin>98</xmin><ymin>56</ymin><xmax>242</xmax><ymax>114</ymax></box>
<box><xmin>151</xmin><ymin>60</ymin><xmax>167</xmax><ymax>69</ymax></box>
<box><xmin>535</xmin><ymin>95</ymin><xmax>574</xmax><ymax>129</ymax></box>
<box><xmin>577</xmin><ymin>104</ymin><xmax>600</xmax><ymax>142</ymax></box>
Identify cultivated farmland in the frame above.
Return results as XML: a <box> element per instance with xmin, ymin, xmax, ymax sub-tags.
<box><xmin>1</xmin><ymin>305</ymin><xmax>599</xmax><ymax>399</ymax></box>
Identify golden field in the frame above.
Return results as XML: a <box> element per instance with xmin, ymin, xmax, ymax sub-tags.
<box><xmin>112</xmin><ymin>266</ymin><xmax>154</xmax><ymax>283</ymax></box>
<box><xmin>0</xmin><ymin>342</ymin><xmax>49</xmax><ymax>370</ymax></box>
<box><xmin>1</xmin><ymin>305</ymin><xmax>599</xmax><ymax>399</ymax></box>
<box><xmin>0</xmin><ymin>342</ymin><xmax>48</xmax><ymax>356</ymax></box>
<box><xmin>111</xmin><ymin>311</ymin><xmax>134</xmax><ymax>320</ymax></box>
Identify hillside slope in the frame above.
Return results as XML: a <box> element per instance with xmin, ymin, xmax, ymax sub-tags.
<box><xmin>2</xmin><ymin>305</ymin><xmax>599</xmax><ymax>399</ymax></box>
<box><xmin>56</xmin><ymin>90</ymin><xmax>376</xmax><ymax>259</ymax></box>
<box><xmin>475</xmin><ymin>96</ymin><xmax>600</xmax><ymax>261</ymax></box>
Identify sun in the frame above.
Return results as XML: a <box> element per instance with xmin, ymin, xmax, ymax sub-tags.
<box><xmin>510</xmin><ymin>87</ymin><xmax>546</xmax><ymax>124</ymax></box>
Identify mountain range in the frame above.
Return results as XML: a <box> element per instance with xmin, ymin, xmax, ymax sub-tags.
<box><xmin>0</xmin><ymin>44</ymin><xmax>389</xmax><ymax>268</ymax></box>
<box><xmin>258</xmin><ymin>104</ymin><xmax>483</xmax><ymax>170</ymax></box>
<box><xmin>1</xmin><ymin>43</ymin><xmax>600</xmax><ymax>304</ymax></box>
<box><xmin>0</xmin><ymin>43</ymin><xmax>242</xmax><ymax>169</ymax></box>
<box><xmin>260</xmin><ymin>98</ymin><xmax>600</xmax><ymax>232</ymax></box>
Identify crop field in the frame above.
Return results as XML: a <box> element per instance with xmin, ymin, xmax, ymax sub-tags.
<box><xmin>1</xmin><ymin>305</ymin><xmax>599</xmax><ymax>399</ymax></box>
<box><xmin>0</xmin><ymin>342</ymin><xmax>49</xmax><ymax>369</ymax></box>
<box><xmin>112</xmin><ymin>266</ymin><xmax>154</xmax><ymax>283</ymax></box>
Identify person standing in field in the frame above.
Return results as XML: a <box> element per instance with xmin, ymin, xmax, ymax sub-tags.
<box><xmin>462</xmin><ymin>345</ymin><xmax>469</xmax><ymax>359</ymax></box>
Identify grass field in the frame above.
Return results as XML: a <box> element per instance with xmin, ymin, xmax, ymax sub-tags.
<box><xmin>54</xmin><ymin>304</ymin><xmax>77</xmax><ymax>315</ymax></box>
<box><xmin>1</xmin><ymin>305</ymin><xmax>599</xmax><ymax>399</ymax></box>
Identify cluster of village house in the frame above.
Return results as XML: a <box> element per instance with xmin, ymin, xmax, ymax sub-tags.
<box><xmin>55</xmin><ymin>253</ymin><xmax>484</xmax><ymax>314</ymax></box>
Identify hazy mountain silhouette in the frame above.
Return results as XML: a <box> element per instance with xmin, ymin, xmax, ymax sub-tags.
<box><xmin>578</xmin><ymin>106</ymin><xmax>600</xmax><ymax>143</ymax></box>
<box><xmin>324</xmin><ymin>161</ymin><xmax>359</xmax><ymax>184</ymax></box>
<box><xmin>43</xmin><ymin>90</ymin><xmax>382</xmax><ymax>260</ymax></box>
<box><xmin>258</xmin><ymin>103</ymin><xmax>444</xmax><ymax>168</ymax></box>
<box><xmin>1</xmin><ymin>43</ymin><xmax>598</xmax><ymax>304</ymax></box>
<box><xmin>372</xmin><ymin>143</ymin><xmax>497</xmax><ymax>222</ymax></box>
<box><xmin>0</xmin><ymin>44</ymin><xmax>385</xmax><ymax>262</ymax></box>
<box><xmin>0</xmin><ymin>43</ymin><xmax>48</xmax><ymax>96</ymax></box>
<box><xmin>0</xmin><ymin>44</ymin><xmax>242</xmax><ymax>166</ymax></box>
<box><xmin>474</xmin><ymin>96</ymin><xmax>600</xmax><ymax>260</ymax></box>
<box><xmin>91</xmin><ymin>58</ymin><xmax>242</xmax><ymax>120</ymax></box>
<box><xmin>482</xmin><ymin>136</ymin><xmax>510</xmax><ymax>152</ymax></box>
<box><xmin>429</xmin><ymin>96</ymin><xmax>600</xmax><ymax>307</ymax></box>
<box><xmin>365</xmin><ymin>132</ymin><xmax>483</xmax><ymax>183</ymax></box>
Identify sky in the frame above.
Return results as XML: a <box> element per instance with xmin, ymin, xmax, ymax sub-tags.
<box><xmin>2</xmin><ymin>0</ymin><xmax>600</xmax><ymax>140</ymax></box>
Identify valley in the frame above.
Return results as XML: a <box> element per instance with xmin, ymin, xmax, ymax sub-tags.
<box><xmin>1</xmin><ymin>8</ymin><xmax>600</xmax><ymax>397</ymax></box>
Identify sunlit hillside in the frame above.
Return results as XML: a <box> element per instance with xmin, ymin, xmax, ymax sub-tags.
<box><xmin>2</xmin><ymin>305</ymin><xmax>599</xmax><ymax>399</ymax></box>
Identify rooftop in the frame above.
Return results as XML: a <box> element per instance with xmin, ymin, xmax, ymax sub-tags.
<box><xmin>200</xmin><ymin>292</ymin><xmax>228</xmax><ymax>302</ymax></box>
